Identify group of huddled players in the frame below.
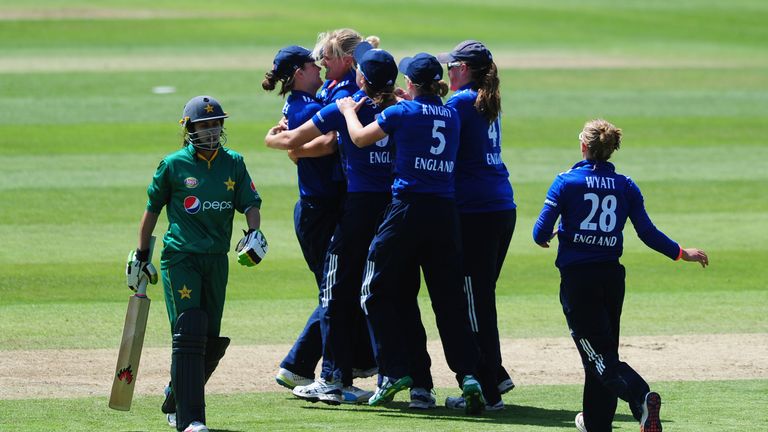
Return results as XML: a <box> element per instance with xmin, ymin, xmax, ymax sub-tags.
<box><xmin>129</xmin><ymin>27</ymin><xmax>708</xmax><ymax>432</ymax></box>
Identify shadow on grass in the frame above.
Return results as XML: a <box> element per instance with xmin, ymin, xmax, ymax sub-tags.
<box><xmin>301</xmin><ymin>401</ymin><xmax>635</xmax><ymax>427</ymax></box>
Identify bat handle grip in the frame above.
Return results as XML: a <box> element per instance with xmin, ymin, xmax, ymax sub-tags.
<box><xmin>135</xmin><ymin>278</ymin><xmax>149</xmax><ymax>297</ymax></box>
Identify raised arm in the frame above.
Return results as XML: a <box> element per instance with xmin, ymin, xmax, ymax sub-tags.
<box><xmin>336</xmin><ymin>97</ymin><xmax>388</xmax><ymax>147</ymax></box>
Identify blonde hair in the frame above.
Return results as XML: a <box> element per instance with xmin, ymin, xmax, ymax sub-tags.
<box><xmin>581</xmin><ymin>119</ymin><xmax>622</xmax><ymax>161</ymax></box>
<box><xmin>312</xmin><ymin>28</ymin><xmax>363</xmax><ymax>60</ymax></box>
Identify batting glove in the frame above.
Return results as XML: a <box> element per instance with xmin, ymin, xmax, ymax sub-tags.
<box><xmin>236</xmin><ymin>228</ymin><xmax>268</xmax><ymax>267</ymax></box>
<box><xmin>126</xmin><ymin>248</ymin><xmax>158</xmax><ymax>292</ymax></box>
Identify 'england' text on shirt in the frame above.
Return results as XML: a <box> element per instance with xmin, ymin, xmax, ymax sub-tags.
<box><xmin>486</xmin><ymin>152</ymin><xmax>503</xmax><ymax>165</ymax></box>
<box><xmin>573</xmin><ymin>233</ymin><xmax>618</xmax><ymax>246</ymax></box>
<box><xmin>415</xmin><ymin>157</ymin><xmax>454</xmax><ymax>172</ymax></box>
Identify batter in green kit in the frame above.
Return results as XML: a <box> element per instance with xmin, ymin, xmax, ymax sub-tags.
<box><xmin>126</xmin><ymin>95</ymin><xmax>268</xmax><ymax>432</ymax></box>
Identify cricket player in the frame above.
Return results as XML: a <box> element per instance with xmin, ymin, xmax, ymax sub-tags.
<box><xmin>127</xmin><ymin>95</ymin><xmax>266</xmax><ymax>432</ymax></box>
<box><xmin>436</xmin><ymin>40</ymin><xmax>517</xmax><ymax>411</ymax></box>
<box><xmin>336</xmin><ymin>53</ymin><xmax>485</xmax><ymax>415</ymax></box>
<box><xmin>533</xmin><ymin>119</ymin><xmax>708</xmax><ymax>432</ymax></box>
<box><xmin>262</xmin><ymin>45</ymin><xmax>345</xmax><ymax>392</ymax></box>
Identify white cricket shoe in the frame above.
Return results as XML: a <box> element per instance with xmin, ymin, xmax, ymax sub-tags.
<box><xmin>166</xmin><ymin>413</ymin><xmax>177</xmax><ymax>428</ymax></box>
<box><xmin>293</xmin><ymin>378</ymin><xmax>342</xmax><ymax>405</ymax></box>
<box><xmin>408</xmin><ymin>387</ymin><xmax>436</xmax><ymax>409</ymax></box>
<box><xmin>575</xmin><ymin>412</ymin><xmax>587</xmax><ymax>432</ymax></box>
<box><xmin>183</xmin><ymin>421</ymin><xmax>208</xmax><ymax>432</ymax></box>
<box><xmin>445</xmin><ymin>396</ymin><xmax>504</xmax><ymax>411</ymax></box>
<box><xmin>498</xmin><ymin>377</ymin><xmax>515</xmax><ymax>395</ymax></box>
<box><xmin>275</xmin><ymin>367</ymin><xmax>313</xmax><ymax>390</ymax></box>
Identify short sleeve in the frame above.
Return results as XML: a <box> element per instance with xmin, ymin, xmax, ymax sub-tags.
<box><xmin>377</xmin><ymin>105</ymin><xmax>402</xmax><ymax>135</ymax></box>
<box><xmin>234</xmin><ymin>157</ymin><xmax>262</xmax><ymax>213</ymax></box>
<box><xmin>146</xmin><ymin>159</ymin><xmax>170</xmax><ymax>213</ymax></box>
<box><xmin>312</xmin><ymin>103</ymin><xmax>344</xmax><ymax>135</ymax></box>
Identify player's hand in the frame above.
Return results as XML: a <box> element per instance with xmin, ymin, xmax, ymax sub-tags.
<box><xmin>236</xmin><ymin>228</ymin><xmax>268</xmax><ymax>267</ymax></box>
<box><xmin>278</xmin><ymin>116</ymin><xmax>289</xmax><ymax>130</ymax></box>
<box><xmin>394</xmin><ymin>87</ymin><xmax>412</xmax><ymax>101</ymax></box>
<box><xmin>266</xmin><ymin>125</ymin><xmax>286</xmax><ymax>136</ymax></box>
<box><xmin>126</xmin><ymin>249</ymin><xmax>158</xmax><ymax>292</ymax></box>
<box><xmin>681</xmin><ymin>248</ymin><xmax>709</xmax><ymax>268</ymax></box>
<box><xmin>336</xmin><ymin>96</ymin><xmax>366</xmax><ymax>115</ymax></box>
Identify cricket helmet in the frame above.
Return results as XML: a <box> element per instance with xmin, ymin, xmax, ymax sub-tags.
<box><xmin>180</xmin><ymin>95</ymin><xmax>229</xmax><ymax>150</ymax></box>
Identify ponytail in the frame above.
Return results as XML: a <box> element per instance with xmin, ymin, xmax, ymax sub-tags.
<box><xmin>261</xmin><ymin>70</ymin><xmax>296</xmax><ymax>97</ymax></box>
<box><xmin>471</xmin><ymin>62</ymin><xmax>501</xmax><ymax>123</ymax></box>
<box><xmin>415</xmin><ymin>80</ymin><xmax>449</xmax><ymax>98</ymax></box>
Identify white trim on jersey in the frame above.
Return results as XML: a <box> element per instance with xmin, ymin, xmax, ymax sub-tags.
<box><xmin>463</xmin><ymin>276</ymin><xmax>479</xmax><ymax>332</ymax></box>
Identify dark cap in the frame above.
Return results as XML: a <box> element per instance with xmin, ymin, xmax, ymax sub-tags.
<box><xmin>398</xmin><ymin>53</ymin><xmax>443</xmax><ymax>86</ymax></box>
<box><xmin>272</xmin><ymin>45</ymin><xmax>314</xmax><ymax>80</ymax></box>
<box><xmin>353</xmin><ymin>42</ymin><xmax>398</xmax><ymax>89</ymax></box>
<box><xmin>436</xmin><ymin>40</ymin><xmax>493</xmax><ymax>66</ymax></box>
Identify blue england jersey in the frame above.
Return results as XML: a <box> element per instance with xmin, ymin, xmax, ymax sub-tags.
<box><xmin>312</xmin><ymin>90</ymin><xmax>392</xmax><ymax>193</ymax></box>
<box><xmin>533</xmin><ymin>160</ymin><xmax>680</xmax><ymax>268</ymax></box>
<box><xmin>447</xmin><ymin>84</ymin><xmax>516</xmax><ymax>213</ymax></box>
<box><xmin>317</xmin><ymin>69</ymin><xmax>359</xmax><ymax>105</ymax></box>
<box><xmin>283</xmin><ymin>90</ymin><xmax>343</xmax><ymax>198</ymax></box>
<box><xmin>377</xmin><ymin>95</ymin><xmax>460</xmax><ymax>198</ymax></box>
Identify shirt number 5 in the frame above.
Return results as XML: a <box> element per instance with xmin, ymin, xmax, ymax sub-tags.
<box><xmin>430</xmin><ymin>120</ymin><xmax>446</xmax><ymax>155</ymax></box>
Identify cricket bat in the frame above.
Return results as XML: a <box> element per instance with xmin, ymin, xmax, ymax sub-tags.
<box><xmin>109</xmin><ymin>235</ymin><xmax>156</xmax><ymax>411</ymax></box>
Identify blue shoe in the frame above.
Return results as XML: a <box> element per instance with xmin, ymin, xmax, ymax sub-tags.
<box><xmin>368</xmin><ymin>376</ymin><xmax>413</xmax><ymax>406</ymax></box>
<box><xmin>341</xmin><ymin>385</ymin><xmax>374</xmax><ymax>404</ymax></box>
<box><xmin>461</xmin><ymin>375</ymin><xmax>485</xmax><ymax>415</ymax></box>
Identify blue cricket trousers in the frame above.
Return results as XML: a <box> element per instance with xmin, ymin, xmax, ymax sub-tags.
<box><xmin>560</xmin><ymin>261</ymin><xmax>650</xmax><ymax>432</ymax></box>
<box><xmin>318</xmin><ymin>192</ymin><xmax>390</xmax><ymax>385</ymax></box>
<box><xmin>362</xmin><ymin>194</ymin><xmax>480</xmax><ymax>381</ymax></box>
<box><xmin>458</xmin><ymin>209</ymin><xmax>516</xmax><ymax>404</ymax></box>
<box><xmin>280</xmin><ymin>196</ymin><xmax>342</xmax><ymax>377</ymax></box>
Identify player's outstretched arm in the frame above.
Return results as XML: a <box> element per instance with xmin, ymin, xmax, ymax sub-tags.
<box><xmin>681</xmin><ymin>247</ymin><xmax>709</xmax><ymax>268</ymax></box>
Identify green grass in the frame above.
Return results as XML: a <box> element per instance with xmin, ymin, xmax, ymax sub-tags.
<box><xmin>2</xmin><ymin>380</ymin><xmax>766</xmax><ymax>431</ymax></box>
<box><xmin>1</xmin><ymin>0</ymin><xmax>767</xmax><ymax>430</ymax></box>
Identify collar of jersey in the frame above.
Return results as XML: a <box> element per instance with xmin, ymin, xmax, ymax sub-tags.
<box><xmin>414</xmin><ymin>95</ymin><xmax>444</xmax><ymax>105</ymax></box>
<box><xmin>184</xmin><ymin>144</ymin><xmax>219</xmax><ymax>168</ymax></box>
<box><xmin>574</xmin><ymin>159</ymin><xmax>616</xmax><ymax>172</ymax></box>
<box><xmin>291</xmin><ymin>90</ymin><xmax>318</xmax><ymax>102</ymax></box>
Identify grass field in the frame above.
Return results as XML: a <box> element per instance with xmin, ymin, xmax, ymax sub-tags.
<box><xmin>1</xmin><ymin>1</ymin><xmax>767</xmax><ymax>431</ymax></box>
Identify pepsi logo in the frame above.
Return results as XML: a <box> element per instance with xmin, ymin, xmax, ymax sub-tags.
<box><xmin>250</xmin><ymin>181</ymin><xmax>257</xmax><ymax>193</ymax></box>
<box><xmin>184</xmin><ymin>196</ymin><xmax>201</xmax><ymax>214</ymax></box>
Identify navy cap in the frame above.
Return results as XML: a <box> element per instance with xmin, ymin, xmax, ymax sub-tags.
<box><xmin>353</xmin><ymin>42</ymin><xmax>398</xmax><ymax>89</ymax></box>
<box><xmin>398</xmin><ymin>53</ymin><xmax>443</xmax><ymax>86</ymax></box>
<box><xmin>272</xmin><ymin>45</ymin><xmax>314</xmax><ymax>80</ymax></box>
<box><xmin>436</xmin><ymin>40</ymin><xmax>493</xmax><ymax>66</ymax></box>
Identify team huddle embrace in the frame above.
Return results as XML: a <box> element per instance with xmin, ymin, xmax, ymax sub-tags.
<box><xmin>123</xmin><ymin>27</ymin><xmax>709</xmax><ymax>432</ymax></box>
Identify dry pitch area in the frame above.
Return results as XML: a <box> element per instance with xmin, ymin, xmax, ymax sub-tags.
<box><xmin>2</xmin><ymin>333</ymin><xmax>765</xmax><ymax>400</ymax></box>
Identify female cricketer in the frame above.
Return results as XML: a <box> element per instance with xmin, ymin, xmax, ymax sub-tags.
<box><xmin>437</xmin><ymin>40</ymin><xmax>517</xmax><ymax>411</ymax></box>
<box><xmin>336</xmin><ymin>52</ymin><xmax>485</xmax><ymax>415</ymax></box>
<box><xmin>265</xmin><ymin>41</ymin><xmax>402</xmax><ymax>405</ymax></box>
<box><xmin>262</xmin><ymin>45</ymin><xmax>345</xmax><ymax>392</ymax></box>
<box><xmin>127</xmin><ymin>95</ymin><xmax>266</xmax><ymax>432</ymax></box>
<box><xmin>532</xmin><ymin>119</ymin><xmax>708</xmax><ymax>432</ymax></box>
